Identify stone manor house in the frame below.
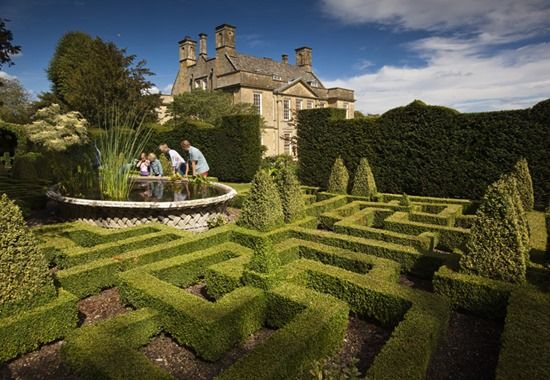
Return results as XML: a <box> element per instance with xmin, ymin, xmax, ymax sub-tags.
<box><xmin>164</xmin><ymin>24</ymin><xmax>355</xmax><ymax>157</ymax></box>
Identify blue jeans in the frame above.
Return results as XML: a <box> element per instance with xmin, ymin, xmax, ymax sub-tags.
<box><xmin>177</xmin><ymin>163</ymin><xmax>186</xmax><ymax>176</ymax></box>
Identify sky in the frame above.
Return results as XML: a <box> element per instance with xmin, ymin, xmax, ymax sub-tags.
<box><xmin>1</xmin><ymin>0</ymin><xmax>550</xmax><ymax>114</ymax></box>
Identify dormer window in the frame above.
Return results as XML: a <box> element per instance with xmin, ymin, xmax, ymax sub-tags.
<box><xmin>272</xmin><ymin>74</ymin><xmax>282</xmax><ymax>81</ymax></box>
<box><xmin>308</xmin><ymin>80</ymin><xmax>318</xmax><ymax>88</ymax></box>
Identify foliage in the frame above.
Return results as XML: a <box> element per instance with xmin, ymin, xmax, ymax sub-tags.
<box><xmin>0</xmin><ymin>77</ymin><xmax>32</xmax><ymax>123</ymax></box>
<box><xmin>188</xmin><ymin>175</ymin><xmax>211</xmax><ymax>185</ymax></box>
<box><xmin>47</xmin><ymin>31</ymin><xmax>160</xmax><ymax>126</ymax></box>
<box><xmin>399</xmin><ymin>193</ymin><xmax>412</xmax><ymax>207</ymax></box>
<box><xmin>0</xmin><ymin>18</ymin><xmax>21</xmax><ymax>69</ymax></box>
<box><xmin>261</xmin><ymin>154</ymin><xmax>298</xmax><ymax>177</ymax></box>
<box><xmin>207</xmin><ymin>214</ymin><xmax>230</xmax><ymax>229</ymax></box>
<box><xmin>246</xmin><ymin>237</ymin><xmax>281</xmax><ymax>273</ymax></box>
<box><xmin>97</xmin><ymin>111</ymin><xmax>152</xmax><ymax>200</ymax></box>
<box><xmin>511</xmin><ymin>158</ymin><xmax>534</xmax><ymax>212</ymax></box>
<box><xmin>238</xmin><ymin>170</ymin><xmax>284</xmax><ymax>231</ymax></box>
<box><xmin>170</xmin><ymin>89</ymin><xmax>257</xmax><ymax>125</ymax></box>
<box><xmin>275</xmin><ymin>162</ymin><xmax>306</xmax><ymax>223</ymax></box>
<box><xmin>158</xmin><ymin>154</ymin><xmax>172</xmax><ymax>176</ymax></box>
<box><xmin>0</xmin><ymin>194</ymin><xmax>56</xmax><ymax>316</ymax></box>
<box><xmin>307</xmin><ymin>357</ymin><xmax>361</xmax><ymax>380</ymax></box>
<box><xmin>460</xmin><ymin>176</ymin><xmax>527</xmax><ymax>283</ymax></box>
<box><xmin>327</xmin><ymin>158</ymin><xmax>349</xmax><ymax>194</ymax></box>
<box><xmin>297</xmin><ymin>100</ymin><xmax>550</xmax><ymax>207</ymax></box>
<box><xmin>351</xmin><ymin>157</ymin><xmax>377</xmax><ymax>199</ymax></box>
<box><xmin>148</xmin><ymin>114</ymin><xmax>262</xmax><ymax>182</ymax></box>
<box><xmin>25</xmin><ymin>104</ymin><xmax>89</xmax><ymax>151</ymax></box>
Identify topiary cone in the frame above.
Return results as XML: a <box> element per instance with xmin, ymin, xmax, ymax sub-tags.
<box><xmin>327</xmin><ymin>158</ymin><xmax>349</xmax><ymax>194</ymax></box>
<box><xmin>351</xmin><ymin>157</ymin><xmax>378</xmax><ymax>199</ymax></box>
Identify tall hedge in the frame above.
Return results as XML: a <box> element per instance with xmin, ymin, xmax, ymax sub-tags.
<box><xmin>297</xmin><ymin>99</ymin><xmax>550</xmax><ymax>207</ymax></box>
<box><xmin>460</xmin><ymin>177</ymin><xmax>527</xmax><ymax>283</ymax></box>
<box><xmin>0</xmin><ymin>194</ymin><xmax>56</xmax><ymax>316</ymax></box>
<box><xmin>147</xmin><ymin>114</ymin><xmax>262</xmax><ymax>182</ymax></box>
<box><xmin>238</xmin><ymin>170</ymin><xmax>284</xmax><ymax>232</ymax></box>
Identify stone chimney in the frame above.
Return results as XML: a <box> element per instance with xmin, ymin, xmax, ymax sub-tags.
<box><xmin>295</xmin><ymin>46</ymin><xmax>312</xmax><ymax>72</ymax></box>
<box><xmin>215</xmin><ymin>24</ymin><xmax>236</xmax><ymax>56</ymax></box>
<box><xmin>282</xmin><ymin>54</ymin><xmax>288</xmax><ymax>64</ymax></box>
<box><xmin>179</xmin><ymin>36</ymin><xmax>197</xmax><ymax>67</ymax></box>
<box><xmin>199</xmin><ymin>33</ymin><xmax>207</xmax><ymax>58</ymax></box>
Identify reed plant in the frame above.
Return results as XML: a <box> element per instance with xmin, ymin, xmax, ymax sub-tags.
<box><xmin>97</xmin><ymin>109</ymin><xmax>152</xmax><ymax>200</ymax></box>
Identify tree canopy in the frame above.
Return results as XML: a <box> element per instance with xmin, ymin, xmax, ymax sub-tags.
<box><xmin>46</xmin><ymin>31</ymin><xmax>160</xmax><ymax>126</ymax></box>
<box><xmin>170</xmin><ymin>89</ymin><xmax>257</xmax><ymax>125</ymax></box>
<box><xmin>0</xmin><ymin>77</ymin><xmax>32</xmax><ymax>123</ymax></box>
<box><xmin>0</xmin><ymin>18</ymin><xmax>21</xmax><ymax>69</ymax></box>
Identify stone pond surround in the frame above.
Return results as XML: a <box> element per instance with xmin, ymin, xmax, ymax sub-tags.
<box><xmin>47</xmin><ymin>182</ymin><xmax>237</xmax><ymax>231</ymax></box>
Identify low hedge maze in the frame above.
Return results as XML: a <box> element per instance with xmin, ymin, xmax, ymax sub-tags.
<box><xmin>4</xmin><ymin>189</ymin><xmax>548</xmax><ymax>379</ymax></box>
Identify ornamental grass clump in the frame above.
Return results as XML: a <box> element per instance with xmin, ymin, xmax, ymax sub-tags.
<box><xmin>327</xmin><ymin>158</ymin><xmax>349</xmax><ymax>194</ymax></box>
<box><xmin>0</xmin><ymin>194</ymin><xmax>56</xmax><ymax>316</ymax></box>
<box><xmin>97</xmin><ymin>110</ymin><xmax>152</xmax><ymax>200</ymax></box>
<box><xmin>238</xmin><ymin>170</ymin><xmax>284</xmax><ymax>231</ymax></box>
<box><xmin>460</xmin><ymin>176</ymin><xmax>527</xmax><ymax>283</ymax></box>
<box><xmin>511</xmin><ymin>158</ymin><xmax>534</xmax><ymax>211</ymax></box>
<box><xmin>275</xmin><ymin>163</ymin><xmax>306</xmax><ymax>223</ymax></box>
<box><xmin>351</xmin><ymin>157</ymin><xmax>377</xmax><ymax>199</ymax></box>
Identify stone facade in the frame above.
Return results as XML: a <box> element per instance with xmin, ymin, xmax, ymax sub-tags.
<box><xmin>167</xmin><ymin>24</ymin><xmax>355</xmax><ymax>157</ymax></box>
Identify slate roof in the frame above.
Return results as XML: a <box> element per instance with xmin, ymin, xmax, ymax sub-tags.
<box><xmin>228</xmin><ymin>53</ymin><xmax>323</xmax><ymax>88</ymax></box>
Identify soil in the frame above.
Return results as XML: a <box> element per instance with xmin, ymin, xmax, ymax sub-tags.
<box><xmin>77</xmin><ymin>288</ymin><xmax>130</xmax><ymax>326</ymax></box>
<box><xmin>426</xmin><ymin>311</ymin><xmax>504</xmax><ymax>380</ymax></box>
<box><xmin>399</xmin><ymin>273</ymin><xmax>434</xmax><ymax>292</ymax></box>
<box><xmin>328</xmin><ymin>314</ymin><xmax>392</xmax><ymax>376</ymax></box>
<box><xmin>141</xmin><ymin>328</ymin><xmax>276</xmax><ymax>380</ymax></box>
<box><xmin>25</xmin><ymin>208</ymin><xmax>62</xmax><ymax>228</ymax></box>
<box><xmin>184</xmin><ymin>282</ymin><xmax>214</xmax><ymax>302</ymax></box>
<box><xmin>226</xmin><ymin>207</ymin><xmax>240</xmax><ymax>223</ymax></box>
<box><xmin>0</xmin><ymin>341</ymin><xmax>78</xmax><ymax>380</ymax></box>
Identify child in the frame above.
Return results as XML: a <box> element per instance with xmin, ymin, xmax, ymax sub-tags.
<box><xmin>148</xmin><ymin>153</ymin><xmax>163</xmax><ymax>177</ymax></box>
<box><xmin>136</xmin><ymin>152</ymin><xmax>150</xmax><ymax>176</ymax></box>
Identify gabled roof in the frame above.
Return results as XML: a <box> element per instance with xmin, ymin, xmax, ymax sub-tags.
<box><xmin>227</xmin><ymin>53</ymin><xmax>323</xmax><ymax>87</ymax></box>
<box><xmin>273</xmin><ymin>78</ymin><xmax>318</xmax><ymax>98</ymax></box>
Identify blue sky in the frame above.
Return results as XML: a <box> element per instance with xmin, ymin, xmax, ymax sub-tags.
<box><xmin>1</xmin><ymin>0</ymin><xmax>550</xmax><ymax>114</ymax></box>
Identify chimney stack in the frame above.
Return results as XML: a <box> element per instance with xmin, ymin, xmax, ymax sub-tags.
<box><xmin>295</xmin><ymin>46</ymin><xmax>312</xmax><ymax>72</ymax></box>
<box><xmin>199</xmin><ymin>33</ymin><xmax>207</xmax><ymax>58</ymax></box>
<box><xmin>282</xmin><ymin>54</ymin><xmax>288</xmax><ymax>64</ymax></box>
<box><xmin>215</xmin><ymin>24</ymin><xmax>236</xmax><ymax>55</ymax></box>
<box><xmin>178</xmin><ymin>36</ymin><xmax>197</xmax><ymax>67</ymax></box>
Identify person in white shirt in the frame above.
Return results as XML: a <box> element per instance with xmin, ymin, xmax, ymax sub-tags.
<box><xmin>159</xmin><ymin>143</ymin><xmax>185</xmax><ymax>175</ymax></box>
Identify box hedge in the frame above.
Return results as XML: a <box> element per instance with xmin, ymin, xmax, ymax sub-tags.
<box><xmin>297</xmin><ymin>99</ymin><xmax>550</xmax><ymax>207</ymax></box>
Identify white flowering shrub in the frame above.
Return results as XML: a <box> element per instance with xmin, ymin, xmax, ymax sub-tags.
<box><xmin>26</xmin><ymin>104</ymin><xmax>89</xmax><ymax>152</ymax></box>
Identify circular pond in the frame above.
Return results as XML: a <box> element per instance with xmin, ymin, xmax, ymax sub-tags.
<box><xmin>47</xmin><ymin>179</ymin><xmax>237</xmax><ymax>231</ymax></box>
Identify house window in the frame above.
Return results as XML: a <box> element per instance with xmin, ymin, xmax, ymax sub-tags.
<box><xmin>283</xmin><ymin>99</ymin><xmax>291</xmax><ymax>121</ymax></box>
<box><xmin>194</xmin><ymin>80</ymin><xmax>200</xmax><ymax>89</ymax></box>
<box><xmin>296</xmin><ymin>99</ymin><xmax>302</xmax><ymax>111</ymax></box>
<box><xmin>272</xmin><ymin>74</ymin><xmax>282</xmax><ymax>81</ymax></box>
<box><xmin>319</xmin><ymin>102</ymin><xmax>326</xmax><ymax>108</ymax></box>
<box><xmin>201</xmin><ymin>79</ymin><xmax>207</xmax><ymax>90</ymax></box>
<box><xmin>306</xmin><ymin>100</ymin><xmax>314</xmax><ymax>109</ymax></box>
<box><xmin>253</xmin><ymin>92</ymin><xmax>262</xmax><ymax>115</ymax></box>
<box><xmin>344</xmin><ymin>102</ymin><xmax>350</xmax><ymax>118</ymax></box>
<box><xmin>283</xmin><ymin>133</ymin><xmax>291</xmax><ymax>155</ymax></box>
<box><xmin>308</xmin><ymin>80</ymin><xmax>318</xmax><ymax>88</ymax></box>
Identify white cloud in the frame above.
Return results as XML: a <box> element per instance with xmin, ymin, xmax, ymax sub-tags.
<box><xmin>162</xmin><ymin>84</ymin><xmax>173</xmax><ymax>94</ymax></box>
<box><xmin>321</xmin><ymin>0</ymin><xmax>550</xmax><ymax>39</ymax></box>
<box><xmin>323</xmin><ymin>41</ymin><xmax>550</xmax><ymax>114</ymax></box>
<box><xmin>320</xmin><ymin>0</ymin><xmax>550</xmax><ymax>113</ymax></box>
<box><xmin>0</xmin><ymin>71</ymin><xmax>17</xmax><ymax>81</ymax></box>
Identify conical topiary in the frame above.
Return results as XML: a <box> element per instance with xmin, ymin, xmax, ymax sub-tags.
<box><xmin>275</xmin><ymin>163</ymin><xmax>306</xmax><ymax>223</ymax></box>
<box><xmin>459</xmin><ymin>177</ymin><xmax>527</xmax><ymax>283</ymax></box>
<box><xmin>327</xmin><ymin>158</ymin><xmax>349</xmax><ymax>194</ymax></box>
<box><xmin>500</xmin><ymin>174</ymin><xmax>530</xmax><ymax>258</ymax></box>
<box><xmin>246</xmin><ymin>237</ymin><xmax>281</xmax><ymax>274</ymax></box>
<box><xmin>238</xmin><ymin>170</ymin><xmax>285</xmax><ymax>231</ymax></box>
<box><xmin>511</xmin><ymin>158</ymin><xmax>534</xmax><ymax>212</ymax></box>
<box><xmin>0</xmin><ymin>194</ymin><xmax>56</xmax><ymax>316</ymax></box>
<box><xmin>351</xmin><ymin>158</ymin><xmax>377</xmax><ymax>199</ymax></box>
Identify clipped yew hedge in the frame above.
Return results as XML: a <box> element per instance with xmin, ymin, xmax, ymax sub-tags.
<box><xmin>297</xmin><ymin>99</ymin><xmax>550</xmax><ymax>207</ymax></box>
<box><xmin>147</xmin><ymin>114</ymin><xmax>262</xmax><ymax>182</ymax></box>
